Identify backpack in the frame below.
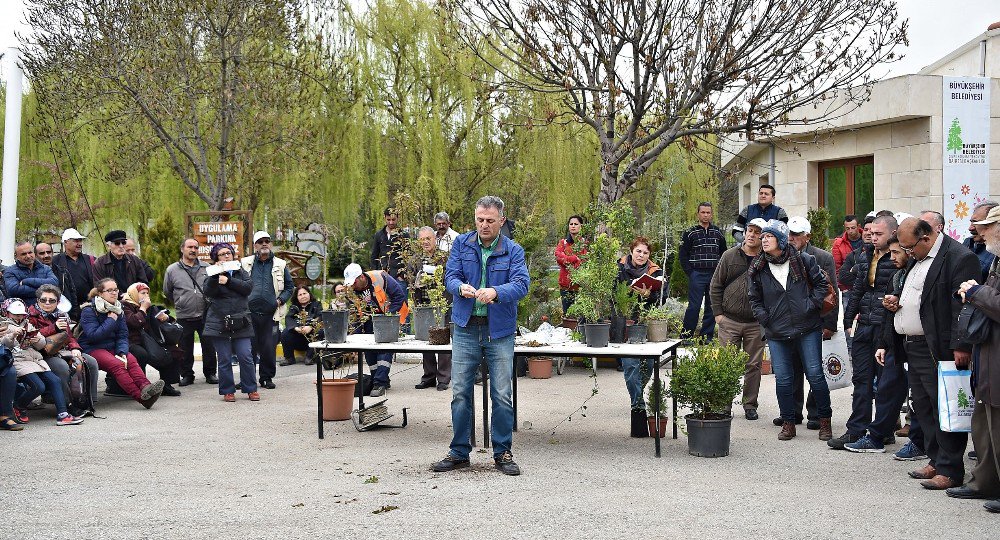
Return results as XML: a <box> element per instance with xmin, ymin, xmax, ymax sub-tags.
<box><xmin>67</xmin><ymin>360</ymin><xmax>97</xmax><ymax>417</ymax></box>
<box><xmin>346</xmin><ymin>372</ymin><xmax>373</xmax><ymax>398</ymax></box>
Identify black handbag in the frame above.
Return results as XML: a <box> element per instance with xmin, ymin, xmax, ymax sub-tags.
<box><xmin>222</xmin><ymin>313</ymin><xmax>250</xmax><ymax>333</ymax></box>
<box><xmin>159</xmin><ymin>322</ymin><xmax>184</xmax><ymax>347</ymax></box>
<box><xmin>956</xmin><ymin>303</ymin><xmax>991</xmax><ymax>345</ymax></box>
<box><xmin>140</xmin><ymin>331</ymin><xmax>173</xmax><ymax>368</ymax></box>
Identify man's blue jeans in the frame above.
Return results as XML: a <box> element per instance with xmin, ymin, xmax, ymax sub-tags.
<box><xmin>683</xmin><ymin>270</ymin><xmax>716</xmax><ymax>338</ymax></box>
<box><xmin>449</xmin><ymin>323</ymin><xmax>514</xmax><ymax>460</ymax></box>
<box><xmin>622</xmin><ymin>358</ymin><xmax>654</xmax><ymax>410</ymax></box>
<box><xmin>768</xmin><ymin>330</ymin><xmax>832</xmax><ymax>421</ymax></box>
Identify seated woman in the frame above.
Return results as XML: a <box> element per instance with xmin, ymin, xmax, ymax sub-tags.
<box><xmin>616</xmin><ymin>237</ymin><xmax>664</xmax><ymax>438</ymax></box>
<box><xmin>0</xmin><ymin>336</ymin><xmax>19</xmax><ymax>430</ymax></box>
<box><xmin>279</xmin><ymin>286</ymin><xmax>323</xmax><ymax>366</ymax></box>
<box><xmin>122</xmin><ymin>283</ymin><xmax>182</xmax><ymax>396</ymax></box>
<box><xmin>27</xmin><ymin>283</ymin><xmax>101</xmax><ymax>412</ymax></box>
<box><xmin>77</xmin><ymin>278</ymin><xmax>164</xmax><ymax>408</ymax></box>
<box><xmin>1</xmin><ymin>299</ymin><xmax>83</xmax><ymax>426</ymax></box>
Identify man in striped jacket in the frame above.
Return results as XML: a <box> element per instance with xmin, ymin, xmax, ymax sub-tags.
<box><xmin>680</xmin><ymin>202</ymin><xmax>727</xmax><ymax>339</ymax></box>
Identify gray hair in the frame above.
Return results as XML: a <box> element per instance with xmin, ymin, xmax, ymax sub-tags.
<box><xmin>475</xmin><ymin>195</ymin><xmax>505</xmax><ymax>217</ymax></box>
<box><xmin>974</xmin><ymin>200</ymin><xmax>1000</xmax><ymax>213</ymax></box>
<box><xmin>433</xmin><ymin>212</ymin><xmax>451</xmax><ymax>222</ymax></box>
<box><xmin>919</xmin><ymin>210</ymin><xmax>945</xmax><ymax>228</ymax></box>
<box><xmin>36</xmin><ymin>283</ymin><xmax>62</xmax><ymax>299</ymax></box>
<box><xmin>872</xmin><ymin>215</ymin><xmax>898</xmax><ymax>230</ymax></box>
<box><xmin>417</xmin><ymin>226</ymin><xmax>435</xmax><ymax>236</ymax></box>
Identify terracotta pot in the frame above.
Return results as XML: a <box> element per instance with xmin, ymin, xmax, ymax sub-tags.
<box><xmin>647</xmin><ymin>416</ymin><xmax>669</xmax><ymax>438</ymax></box>
<box><xmin>316</xmin><ymin>378</ymin><xmax>357</xmax><ymax>421</ymax></box>
<box><xmin>561</xmin><ymin>317</ymin><xmax>579</xmax><ymax>330</ymax></box>
<box><xmin>528</xmin><ymin>357</ymin><xmax>553</xmax><ymax>379</ymax></box>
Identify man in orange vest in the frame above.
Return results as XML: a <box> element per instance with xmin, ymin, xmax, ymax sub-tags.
<box><xmin>343</xmin><ymin>263</ymin><xmax>409</xmax><ymax>397</ymax></box>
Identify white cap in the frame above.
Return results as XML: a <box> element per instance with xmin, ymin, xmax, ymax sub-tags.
<box><xmin>5</xmin><ymin>299</ymin><xmax>26</xmax><ymax>316</ymax></box>
<box><xmin>787</xmin><ymin>216</ymin><xmax>811</xmax><ymax>234</ymax></box>
<box><xmin>747</xmin><ymin>218</ymin><xmax>768</xmax><ymax>231</ymax></box>
<box><xmin>866</xmin><ymin>211</ymin><xmax>878</xmax><ymax>219</ymax></box>
<box><xmin>343</xmin><ymin>263</ymin><xmax>364</xmax><ymax>288</ymax></box>
<box><xmin>894</xmin><ymin>212</ymin><xmax>914</xmax><ymax>223</ymax></box>
<box><xmin>62</xmin><ymin>228</ymin><xmax>86</xmax><ymax>242</ymax></box>
<box><xmin>252</xmin><ymin>231</ymin><xmax>271</xmax><ymax>244</ymax></box>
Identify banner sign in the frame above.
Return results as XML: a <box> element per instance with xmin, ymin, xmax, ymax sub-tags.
<box><xmin>193</xmin><ymin>221</ymin><xmax>244</xmax><ymax>262</ymax></box>
<box><xmin>942</xmin><ymin>76</ymin><xmax>991</xmax><ymax>241</ymax></box>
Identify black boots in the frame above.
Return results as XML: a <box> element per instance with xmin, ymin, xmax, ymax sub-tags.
<box><xmin>630</xmin><ymin>409</ymin><xmax>649</xmax><ymax>438</ymax></box>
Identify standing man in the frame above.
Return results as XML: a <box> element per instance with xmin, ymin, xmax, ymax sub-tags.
<box><xmin>371</xmin><ymin>207</ymin><xmax>408</xmax><ymax>281</ymax></box>
<box><xmin>964</xmin><ymin>201</ymin><xmax>999</xmax><ymax>281</ymax></box>
<box><xmin>731</xmin><ymin>184</ymin><xmax>788</xmax><ymax>242</ymax></box>
<box><xmin>409</xmin><ymin>227</ymin><xmax>452</xmax><ymax>391</ymax></box>
<box><xmin>710</xmin><ymin>218</ymin><xmax>767</xmax><ymax>420</ymax></box>
<box><xmin>889</xmin><ymin>217</ymin><xmax>978</xmax><ymax>490</ymax></box>
<box><xmin>680</xmin><ymin>202</ymin><xmax>727</xmax><ymax>339</ymax></box>
<box><xmin>432</xmin><ymin>196</ymin><xmax>530</xmax><ymax>476</ymax></box>
<box><xmin>124</xmin><ymin>238</ymin><xmax>155</xmax><ymax>283</ymax></box>
<box><xmin>830</xmin><ymin>215</ymin><xmax>899</xmax><ymax>450</ymax></box>
<box><xmin>241</xmin><ymin>231</ymin><xmax>293</xmax><ymax>390</ymax></box>
<box><xmin>34</xmin><ymin>243</ymin><xmax>54</xmax><ymax>266</ymax></box>
<box><xmin>343</xmin><ymin>262</ymin><xmax>408</xmax><ymax>396</ymax></box>
<box><xmin>3</xmin><ymin>241</ymin><xmax>59</xmax><ymax>302</ymax></box>
<box><xmin>920</xmin><ymin>210</ymin><xmax>946</xmax><ymax>234</ymax></box>
<box><xmin>164</xmin><ymin>238</ymin><xmax>218</xmax><ymax>386</ymax></box>
<box><xmin>434</xmin><ymin>212</ymin><xmax>460</xmax><ymax>253</ymax></box>
<box><xmin>50</xmin><ymin>228</ymin><xmax>96</xmax><ymax>322</ymax></box>
<box><xmin>93</xmin><ymin>230</ymin><xmax>150</xmax><ymax>293</ymax></box>
<box><xmin>831</xmin><ymin>215</ymin><xmax>863</xmax><ymax>286</ymax></box>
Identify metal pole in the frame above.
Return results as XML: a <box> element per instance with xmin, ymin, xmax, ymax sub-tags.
<box><xmin>1</xmin><ymin>48</ymin><xmax>24</xmax><ymax>266</ymax></box>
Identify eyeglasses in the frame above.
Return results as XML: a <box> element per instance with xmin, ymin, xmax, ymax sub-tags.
<box><xmin>103</xmin><ymin>288</ymin><xmax>119</xmax><ymax>294</ymax></box>
<box><xmin>255</xmin><ymin>239</ymin><xmax>271</xmax><ymax>245</ymax></box>
<box><xmin>38</xmin><ymin>298</ymin><xmax>58</xmax><ymax>304</ymax></box>
<box><xmin>111</xmin><ymin>240</ymin><xmax>128</xmax><ymax>246</ymax></box>
<box><xmin>899</xmin><ymin>236</ymin><xmax>927</xmax><ymax>254</ymax></box>
<box><xmin>217</xmin><ymin>251</ymin><xmax>233</xmax><ymax>257</ymax></box>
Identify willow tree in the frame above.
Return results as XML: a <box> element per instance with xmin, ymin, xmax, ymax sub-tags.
<box><xmin>448</xmin><ymin>0</ymin><xmax>908</xmax><ymax>203</ymax></box>
<box><xmin>21</xmin><ymin>0</ymin><xmax>348</xmax><ymax>211</ymax></box>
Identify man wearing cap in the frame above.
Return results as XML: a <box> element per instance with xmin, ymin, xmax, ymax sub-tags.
<box><xmin>710</xmin><ymin>217</ymin><xmax>767</xmax><ymax>420</ymax></box>
<box><xmin>343</xmin><ymin>262</ymin><xmax>409</xmax><ymax>397</ymax></box>
<box><xmin>50</xmin><ymin>229</ymin><xmax>96</xmax><ymax>321</ymax></box>
<box><xmin>3</xmin><ymin>241</ymin><xmax>59</xmax><ymax>302</ymax></box>
<box><xmin>679</xmin><ymin>202</ymin><xmax>727</xmax><ymax>340</ymax></box>
<box><xmin>241</xmin><ymin>231</ymin><xmax>293</xmax><ymax>390</ymax></box>
<box><xmin>832</xmin><ymin>214</ymin><xmax>863</xmax><ymax>287</ymax></box>
<box><xmin>964</xmin><ymin>201</ymin><xmax>999</xmax><ymax>282</ymax></box>
<box><xmin>163</xmin><ymin>238</ymin><xmax>218</xmax><ymax>386</ymax></box>
<box><xmin>93</xmin><ymin>230</ymin><xmax>150</xmax><ymax>294</ymax></box>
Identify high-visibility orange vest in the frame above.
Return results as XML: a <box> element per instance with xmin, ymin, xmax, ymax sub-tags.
<box><xmin>367</xmin><ymin>270</ymin><xmax>409</xmax><ymax>324</ymax></box>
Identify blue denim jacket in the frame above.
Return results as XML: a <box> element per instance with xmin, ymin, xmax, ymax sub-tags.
<box><xmin>445</xmin><ymin>231</ymin><xmax>530</xmax><ymax>339</ymax></box>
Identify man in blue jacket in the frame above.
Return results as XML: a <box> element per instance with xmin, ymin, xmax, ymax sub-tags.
<box><xmin>4</xmin><ymin>241</ymin><xmax>59</xmax><ymax>301</ymax></box>
<box><xmin>432</xmin><ymin>196</ymin><xmax>530</xmax><ymax>476</ymax></box>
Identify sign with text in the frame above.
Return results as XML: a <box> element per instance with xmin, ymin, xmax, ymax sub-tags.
<box><xmin>193</xmin><ymin>221</ymin><xmax>244</xmax><ymax>262</ymax></box>
<box><xmin>942</xmin><ymin>76</ymin><xmax>991</xmax><ymax>241</ymax></box>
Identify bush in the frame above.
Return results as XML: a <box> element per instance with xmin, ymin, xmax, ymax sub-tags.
<box><xmin>669</xmin><ymin>341</ymin><xmax>747</xmax><ymax>419</ymax></box>
<box><xmin>668</xmin><ymin>251</ymin><xmax>687</xmax><ymax>299</ymax></box>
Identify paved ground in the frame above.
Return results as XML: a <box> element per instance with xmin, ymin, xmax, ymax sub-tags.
<box><xmin>4</xmin><ymin>354</ymin><xmax>996</xmax><ymax>539</ymax></box>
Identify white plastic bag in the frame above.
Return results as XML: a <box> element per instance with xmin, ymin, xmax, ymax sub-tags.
<box><xmin>822</xmin><ymin>331</ymin><xmax>852</xmax><ymax>391</ymax></box>
<box><xmin>938</xmin><ymin>361</ymin><xmax>973</xmax><ymax>433</ymax></box>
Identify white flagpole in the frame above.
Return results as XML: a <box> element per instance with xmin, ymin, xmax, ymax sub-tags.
<box><xmin>1</xmin><ymin>47</ymin><xmax>24</xmax><ymax>266</ymax></box>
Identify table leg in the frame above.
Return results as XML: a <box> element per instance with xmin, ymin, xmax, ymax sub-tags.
<box><xmin>317</xmin><ymin>348</ymin><xmax>324</xmax><ymax>439</ymax></box>
<box><xmin>357</xmin><ymin>350</ymin><xmax>365</xmax><ymax>411</ymax></box>
<box><xmin>481</xmin><ymin>361</ymin><xmax>490</xmax><ymax>448</ymax></box>
<box><xmin>654</xmin><ymin>355</ymin><xmax>661</xmax><ymax>458</ymax></box>
<box><xmin>512</xmin><ymin>356</ymin><xmax>518</xmax><ymax>433</ymax></box>
<box><xmin>672</xmin><ymin>350</ymin><xmax>678</xmax><ymax>440</ymax></box>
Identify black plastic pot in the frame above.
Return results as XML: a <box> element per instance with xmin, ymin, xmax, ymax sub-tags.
<box><xmin>585</xmin><ymin>322</ymin><xmax>611</xmax><ymax>348</ymax></box>
<box><xmin>371</xmin><ymin>314</ymin><xmax>400</xmax><ymax>343</ymax></box>
<box><xmin>320</xmin><ymin>309</ymin><xmax>349</xmax><ymax>344</ymax></box>
<box><xmin>412</xmin><ymin>306</ymin><xmax>436</xmax><ymax>341</ymax></box>
<box><xmin>609</xmin><ymin>315</ymin><xmax>627</xmax><ymax>343</ymax></box>
<box><xmin>627</xmin><ymin>324</ymin><xmax>648</xmax><ymax>344</ymax></box>
<box><xmin>685</xmin><ymin>414</ymin><xmax>733</xmax><ymax>457</ymax></box>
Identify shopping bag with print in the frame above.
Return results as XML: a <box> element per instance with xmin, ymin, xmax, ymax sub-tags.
<box><xmin>938</xmin><ymin>361</ymin><xmax>973</xmax><ymax>433</ymax></box>
<box><xmin>822</xmin><ymin>331</ymin><xmax>852</xmax><ymax>391</ymax></box>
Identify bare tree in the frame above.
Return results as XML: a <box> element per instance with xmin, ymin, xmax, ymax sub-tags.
<box><xmin>21</xmin><ymin>0</ymin><xmax>349</xmax><ymax>211</ymax></box>
<box><xmin>448</xmin><ymin>0</ymin><xmax>907</xmax><ymax>202</ymax></box>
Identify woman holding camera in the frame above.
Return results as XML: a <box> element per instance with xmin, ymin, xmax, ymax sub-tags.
<box><xmin>202</xmin><ymin>243</ymin><xmax>258</xmax><ymax>402</ymax></box>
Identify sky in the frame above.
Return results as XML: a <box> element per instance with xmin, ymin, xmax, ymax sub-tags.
<box><xmin>1</xmin><ymin>1</ymin><xmax>999</xmax><ymax>81</ymax></box>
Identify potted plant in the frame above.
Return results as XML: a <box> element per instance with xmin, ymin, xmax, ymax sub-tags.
<box><xmin>321</xmin><ymin>287</ymin><xmax>350</xmax><ymax>344</ymax></box>
<box><xmin>669</xmin><ymin>341</ymin><xmax>747</xmax><ymax>457</ymax></box>
<box><xmin>315</xmin><ymin>352</ymin><xmax>358</xmax><ymax>421</ymax></box>
<box><xmin>644</xmin><ymin>300</ymin><xmax>683</xmax><ymax>342</ymax></box>
<box><xmin>425</xmin><ymin>266</ymin><xmax>451</xmax><ymax>345</ymax></box>
<box><xmin>527</xmin><ymin>356</ymin><xmax>554</xmax><ymax>379</ymax></box>
<box><xmin>611</xmin><ymin>281</ymin><xmax>638</xmax><ymax>343</ymax></box>
<box><xmin>565</xmin><ymin>293</ymin><xmax>597</xmax><ymax>344</ymax></box>
<box><xmin>628</xmin><ymin>303</ymin><xmax>648</xmax><ymax>344</ymax></box>
<box><xmin>566</xmin><ymin>232</ymin><xmax>619</xmax><ymax>348</ymax></box>
<box><xmin>646</xmin><ymin>378</ymin><xmax>669</xmax><ymax>437</ymax></box>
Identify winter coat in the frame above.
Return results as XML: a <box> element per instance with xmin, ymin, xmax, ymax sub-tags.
<box><xmin>2</xmin><ymin>261</ymin><xmax>59</xmax><ymax>301</ymax></box>
<box><xmin>284</xmin><ymin>299</ymin><xmax>324</xmax><ymax>330</ymax></box>
<box><xmin>163</xmin><ymin>260</ymin><xmax>210</xmax><ymax>320</ymax></box>
<box><xmin>843</xmin><ymin>245</ymin><xmax>896</xmax><ymax>334</ymax></box>
<box><xmin>371</xmin><ymin>227</ymin><xmax>408</xmax><ymax>279</ymax></box>
<box><xmin>747</xmin><ymin>249</ymin><xmax>828</xmax><ymax>341</ymax></box>
<box><xmin>832</xmin><ymin>231</ymin><xmax>862</xmax><ymax>284</ymax></box>
<box><xmin>93</xmin><ymin>253</ymin><xmax>150</xmax><ymax>293</ymax></box>
<box><xmin>201</xmin><ymin>268</ymin><xmax>254</xmax><ymax>339</ymax></box>
<box><xmin>1</xmin><ymin>323</ymin><xmax>49</xmax><ymax>376</ymax></box>
<box><xmin>27</xmin><ymin>304</ymin><xmax>82</xmax><ymax>351</ymax></box>
<box><xmin>709</xmin><ymin>245</ymin><xmax>757</xmax><ymax>324</ymax></box>
<box><xmin>964</xmin><ymin>259</ymin><xmax>1000</xmax><ymax>406</ymax></box>
<box><xmin>679</xmin><ymin>224</ymin><xmax>727</xmax><ymax>274</ymax></box>
<box><xmin>445</xmin><ymin>232</ymin><xmax>530</xmax><ymax>339</ymax></box>
<box><xmin>554</xmin><ymin>237</ymin><xmax>586</xmax><ymax>290</ymax></box>
<box><xmin>77</xmin><ymin>304</ymin><xmax>130</xmax><ymax>356</ymax></box>
<box><xmin>802</xmin><ymin>243</ymin><xmax>838</xmax><ymax>333</ymax></box>
<box><xmin>616</xmin><ymin>255</ymin><xmax>664</xmax><ymax>318</ymax></box>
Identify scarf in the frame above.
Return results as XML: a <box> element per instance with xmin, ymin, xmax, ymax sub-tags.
<box><xmin>749</xmin><ymin>245</ymin><xmax>807</xmax><ymax>284</ymax></box>
<box><xmin>619</xmin><ymin>254</ymin><xmax>657</xmax><ymax>280</ymax></box>
<box><xmin>123</xmin><ymin>283</ymin><xmax>149</xmax><ymax>306</ymax></box>
<box><xmin>93</xmin><ymin>296</ymin><xmax>123</xmax><ymax>315</ymax></box>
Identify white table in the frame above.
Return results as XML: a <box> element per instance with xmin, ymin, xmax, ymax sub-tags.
<box><xmin>310</xmin><ymin>335</ymin><xmax>683</xmax><ymax>457</ymax></box>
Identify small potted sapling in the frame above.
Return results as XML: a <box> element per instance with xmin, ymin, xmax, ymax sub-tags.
<box><xmin>669</xmin><ymin>341</ymin><xmax>747</xmax><ymax>457</ymax></box>
<box><xmin>646</xmin><ymin>378</ymin><xmax>669</xmax><ymax>437</ymax></box>
<box><xmin>425</xmin><ymin>267</ymin><xmax>451</xmax><ymax>345</ymax></box>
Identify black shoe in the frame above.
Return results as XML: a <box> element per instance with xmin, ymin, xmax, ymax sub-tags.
<box><xmin>806</xmin><ymin>420</ymin><xmax>821</xmax><ymax>430</ymax></box>
<box><xmin>631</xmin><ymin>409</ymin><xmax>649</xmax><ymax>438</ymax></box>
<box><xmin>616</xmin><ymin>359</ymin><xmax>624</xmax><ymax>372</ymax></box>
<box><xmin>415</xmin><ymin>380</ymin><xmax>437</xmax><ymax>389</ymax></box>
<box><xmin>431</xmin><ymin>454</ymin><xmax>470</xmax><ymax>472</ymax></box>
<box><xmin>260</xmin><ymin>379</ymin><xmax>276</xmax><ymax>390</ymax></box>
<box><xmin>985</xmin><ymin>499</ymin><xmax>1000</xmax><ymax>513</ymax></box>
<box><xmin>946</xmin><ymin>485</ymin><xmax>990</xmax><ymax>499</ymax></box>
<box><xmin>827</xmin><ymin>432</ymin><xmax>863</xmax><ymax>450</ymax></box>
<box><xmin>882</xmin><ymin>435</ymin><xmax>896</xmax><ymax>446</ymax></box>
<box><xmin>304</xmin><ymin>357</ymin><xmax>315</xmax><ymax>366</ymax></box>
<box><xmin>104</xmin><ymin>389</ymin><xmax>131</xmax><ymax>398</ymax></box>
<box><xmin>279</xmin><ymin>359</ymin><xmax>296</xmax><ymax>367</ymax></box>
<box><xmin>437</xmin><ymin>383</ymin><xmax>449</xmax><ymax>391</ymax></box>
<box><xmin>745</xmin><ymin>409</ymin><xmax>759</xmax><ymax>421</ymax></box>
<box><xmin>205</xmin><ymin>374</ymin><xmax>219</xmax><ymax>384</ymax></box>
<box><xmin>178</xmin><ymin>375</ymin><xmax>194</xmax><ymax>387</ymax></box>
<box><xmin>773</xmin><ymin>417</ymin><xmax>803</xmax><ymax>426</ymax></box>
<box><xmin>494</xmin><ymin>451</ymin><xmax>521</xmax><ymax>476</ymax></box>
<box><xmin>161</xmin><ymin>385</ymin><xmax>182</xmax><ymax>397</ymax></box>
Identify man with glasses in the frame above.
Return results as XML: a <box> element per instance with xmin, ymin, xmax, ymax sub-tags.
<box><xmin>241</xmin><ymin>231</ymin><xmax>293</xmax><ymax>390</ymax></box>
<box><xmin>93</xmin><ymin>229</ymin><xmax>150</xmax><ymax>294</ymax></box>
<box><xmin>3</xmin><ymin>241</ymin><xmax>59</xmax><ymax>302</ymax></box>
<box><xmin>885</xmin><ymin>217</ymin><xmax>979</xmax><ymax>490</ymax></box>
<box><xmin>50</xmin><ymin>228</ymin><xmax>97</xmax><ymax>320</ymax></box>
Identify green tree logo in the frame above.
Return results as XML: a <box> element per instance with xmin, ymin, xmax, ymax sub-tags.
<box><xmin>947</xmin><ymin>118</ymin><xmax>963</xmax><ymax>153</ymax></box>
<box><xmin>958</xmin><ymin>388</ymin><xmax>971</xmax><ymax>409</ymax></box>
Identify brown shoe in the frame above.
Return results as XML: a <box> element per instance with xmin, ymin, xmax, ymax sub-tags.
<box><xmin>818</xmin><ymin>418</ymin><xmax>833</xmax><ymax>441</ymax></box>
<box><xmin>223</xmin><ymin>393</ymin><xmax>236</xmax><ymax>402</ymax></box>
<box><xmin>921</xmin><ymin>475</ymin><xmax>958</xmax><ymax>490</ymax></box>
<box><xmin>248</xmin><ymin>391</ymin><xmax>260</xmax><ymax>401</ymax></box>
<box><xmin>908</xmin><ymin>464</ymin><xmax>937</xmax><ymax>479</ymax></box>
<box><xmin>895</xmin><ymin>424</ymin><xmax>910</xmax><ymax>438</ymax></box>
<box><xmin>778</xmin><ymin>422</ymin><xmax>796</xmax><ymax>440</ymax></box>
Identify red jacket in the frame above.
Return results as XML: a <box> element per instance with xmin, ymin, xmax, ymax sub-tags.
<box><xmin>26</xmin><ymin>304</ymin><xmax>82</xmax><ymax>351</ymax></box>
<box><xmin>554</xmin><ymin>237</ymin><xmax>587</xmax><ymax>290</ymax></box>
<box><xmin>831</xmin><ymin>232</ymin><xmax>859</xmax><ymax>289</ymax></box>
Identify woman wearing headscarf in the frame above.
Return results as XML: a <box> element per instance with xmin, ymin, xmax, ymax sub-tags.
<box><xmin>554</xmin><ymin>215</ymin><xmax>587</xmax><ymax>314</ymax></box>
<box><xmin>617</xmin><ymin>236</ymin><xmax>664</xmax><ymax>437</ymax></box>
<box><xmin>77</xmin><ymin>278</ymin><xmax>165</xmax><ymax>408</ymax></box>
<box><xmin>122</xmin><ymin>282</ymin><xmax>182</xmax><ymax>397</ymax></box>
<box><xmin>202</xmin><ymin>243</ymin><xmax>258</xmax><ymax>402</ymax></box>
<box><xmin>747</xmin><ymin>219</ymin><xmax>833</xmax><ymax>442</ymax></box>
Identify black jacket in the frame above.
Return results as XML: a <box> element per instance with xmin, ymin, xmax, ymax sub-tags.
<box><xmin>679</xmin><ymin>224</ymin><xmax>727</xmax><ymax>274</ymax></box>
<box><xmin>284</xmin><ymin>299</ymin><xmax>323</xmax><ymax>330</ymax></box>
<box><xmin>371</xmin><ymin>227</ymin><xmax>408</xmax><ymax>279</ymax></box>
<box><xmin>93</xmin><ymin>253</ymin><xmax>150</xmax><ymax>293</ymax></box>
<box><xmin>201</xmin><ymin>268</ymin><xmax>254</xmax><ymax>339</ymax></box>
<box><xmin>50</xmin><ymin>253</ymin><xmax>96</xmax><ymax>318</ymax></box>
<box><xmin>843</xmin><ymin>245</ymin><xmax>897</xmax><ymax>333</ymax></box>
<box><xmin>803</xmin><ymin>243</ymin><xmax>838</xmax><ymax>333</ymax></box>
<box><xmin>837</xmin><ymin>245</ymin><xmax>866</xmax><ymax>292</ymax></box>
<box><xmin>747</xmin><ymin>250</ymin><xmax>829</xmax><ymax>341</ymax></box>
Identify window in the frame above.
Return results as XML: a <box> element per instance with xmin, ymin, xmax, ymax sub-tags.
<box><xmin>819</xmin><ymin>157</ymin><xmax>874</xmax><ymax>239</ymax></box>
